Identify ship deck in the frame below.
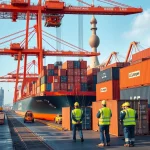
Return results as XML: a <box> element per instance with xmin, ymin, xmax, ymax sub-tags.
<box><xmin>1</xmin><ymin>111</ymin><xmax>150</xmax><ymax>150</ymax></box>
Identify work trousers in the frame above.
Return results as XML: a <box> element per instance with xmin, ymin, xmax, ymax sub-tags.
<box><xmin>124</xmin><ymin>125</ymin><xmax>135</xmax><ymax>144</ymax></box>
<box><xmin>99</xmin><ymin>125</ymin><xmax>110</xmax><ymax>144</ymax></box>
<box><xmin>72</xmin><ymin>124</ymin><xmax>83</xmax><ymax>140</ymax></box>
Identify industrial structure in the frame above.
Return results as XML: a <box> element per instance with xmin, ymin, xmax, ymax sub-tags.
<box><xmin>0</xmin><ymin>87</ymin><xmax>4</xmax><ymax>106</ymax></box>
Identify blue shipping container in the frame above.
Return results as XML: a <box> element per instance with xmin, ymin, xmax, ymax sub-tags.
<box><xmin>46</xmin><ymin>83</ymin><xmax>51</xmax><ymax>91</ymax></box>
<box><xmin>97</xmin><ymin>67</ymin><xmax>120</xmax><ymax>83</ymax></box>
<box><xmin>47</xmin><ymin>69</ymin><xmax>54</xmax><ymax>76</ymax></box>
<box><xmin>73</xmin><ymin>61</ymin><xmax>80</xmax><ymax>69</ymax></box>
<box><xmin>81</xmin><ymin>83</ymin><xmax>87</xmax><ymax>91</ymax></box>
<box><xmin>93</xmin><ymin>75</ymin><xmax>97</xmax><ymax>84</ymax></box>
<box><xmin>60</xmin><ymin>76</ymin><xmax>68</xmax><ymax>83</ymax></box>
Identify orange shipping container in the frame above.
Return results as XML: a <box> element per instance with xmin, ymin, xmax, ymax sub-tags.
<box><xmin>92</xmin><ymin>100</ymin><xmax>149</xmax><ymax>136</ymax></box>
<box><xmin>96</xmin><ymin>80</ymin><xmax>120</xmax><ymax>101</ymax></box>
<box><xmin>120</xmin><ymin>59</ymin><xmax>150</xmax><ymax>89</ymax></box>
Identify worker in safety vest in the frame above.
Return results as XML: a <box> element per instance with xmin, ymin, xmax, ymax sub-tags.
<box><xmin>120</xmin><ymin>103</ymin><xmax>126</xmax><ymax>140</ymax></box>
<box><xmin>120</xmin><ymin>102</ymin><xmax>138</xmax><ymax>147</ymax></box>
<box><xmin>97</xmin><ymin>100</ymin><xmax>112</xmax><ymax>147</ymax></box>
<box><xmin>71</xmin><ymin>102</ymin><xmax>84</xmax><ymax>142</ymax></box>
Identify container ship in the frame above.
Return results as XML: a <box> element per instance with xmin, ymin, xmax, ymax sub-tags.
<box><xmin>13</xmin><ymin>60</ymin><xmax>99</xmax><ymax>120</ymax></box>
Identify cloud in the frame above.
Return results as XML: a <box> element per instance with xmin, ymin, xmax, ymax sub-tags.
<box><xmin>123</xmin><ymin>9</ymin><xmax>150</xmax><ymax>46</ymax></box>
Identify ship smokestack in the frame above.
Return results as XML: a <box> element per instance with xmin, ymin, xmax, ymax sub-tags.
<box><xmin>89</xmin><ymin>15</ymin><xmax>100</xmax><ymax>68</ymax></box>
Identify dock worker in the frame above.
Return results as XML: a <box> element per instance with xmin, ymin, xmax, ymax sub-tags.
<box><xmin>97</xmin><ymin>100</ymin><xmax>112</xmax><ymax>147</ymax></box>
<box><xmin>71</xmin><ymin>102</ymin><xmax>84</xmax><ymax>142</ymax></box>
<box><xmin>120</xmin><ymin>103</ymin><xmax>126</xmax><ymax>140</ymax></box>
<box><xmin>120</xmin><ymin>102</ymin><xmax>138</xmax><ymax>147</ymax></box>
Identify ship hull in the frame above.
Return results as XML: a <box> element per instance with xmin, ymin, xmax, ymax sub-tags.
<box><xmin>13</xmin><ymin>95</ymin><xmax>96</xmax><ymax>120</ymax></box>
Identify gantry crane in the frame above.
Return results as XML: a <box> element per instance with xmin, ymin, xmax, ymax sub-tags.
<box><xmin>0</xmin><ymin>0</ymin><xmax>143</xmax><ymax>102</ymax></box>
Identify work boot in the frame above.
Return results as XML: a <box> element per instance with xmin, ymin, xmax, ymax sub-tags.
<box><xmin>106</xmin><ymin>142</ymin><xmax>110</xmax><ymax>146</ymax></box>
<box><xmin>124</xmin><ymin>144</ymin><xmax>130</xmax><ymax>147</ymax></box>
<box><xmin>98</xmin><ymin>143</ymin><xmax>105</xmax><ymax>147</ymax></box>
<box><xmin>81</xmin><ymin>138</ymin><xmax>84</xmax><ymax>142</ymax></box>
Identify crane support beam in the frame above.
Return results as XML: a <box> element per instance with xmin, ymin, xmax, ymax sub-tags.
<box><xmin>0</xmin><ymin>49</ymin><xmax>100</xmax><ymax>57</ymax></box>
<box><xmin>0</xmin><ymin>4</ymin><xmax>142</xmax><ymax>17</ymax></box>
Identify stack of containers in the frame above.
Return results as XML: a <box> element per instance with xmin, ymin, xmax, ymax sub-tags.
<box><xmin>96</xmin><ymin>67</ymin><xmax>120</xmax><ymax>100</ymax></box>
<box><xmin>87</xmin><ymin>68</ymin><xmax>100</xmax><ymax>91</ymax></box>
<box><xmin>62</xmin><ymin>60</ymin><xmax>88</xmax><ymax>91</ymax></box>
<box><xmin>120</xmin><ymin>59</ymin><xmax>150</xmax><ymax>107</ymax></box>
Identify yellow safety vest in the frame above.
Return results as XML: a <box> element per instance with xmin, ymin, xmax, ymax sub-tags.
<box><xmin>72</xmin><ymin>108</ymin><xmax>83</xmax><ymax>124</ymax></box>
<box><xmin>123</xmin><ymin>108</ymin><xmax>136</xmax><ymax>126</ymax></box>
<box><xmin>99</xmin><ymin>107</ymin><xmax>111</xmax><ymax>125</ymax></box>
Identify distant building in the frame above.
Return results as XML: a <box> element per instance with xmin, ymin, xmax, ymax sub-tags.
<box><xmin>0</xmin><ymin>87</ymin><xmax>4</xmax><ymax>106</ymax></box>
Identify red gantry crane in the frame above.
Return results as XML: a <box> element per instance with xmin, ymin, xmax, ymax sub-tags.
<box><xmin>0</xmin><ymin>0</ymin><xmax>143</xmax><ymax>102</ymax></box>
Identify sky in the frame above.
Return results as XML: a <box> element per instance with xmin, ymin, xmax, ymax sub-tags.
<box><xmin>0</xmin><ymin>0</ymin><xmax>150</xmax><ymax>105</ymax></box>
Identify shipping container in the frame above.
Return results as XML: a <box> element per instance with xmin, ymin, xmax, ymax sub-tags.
<box><xmin>80</xmin><ymin>61</ymin><xmax>87</xmax><ymax>69</ymax></box>
<box><xmin>54</xmin><ymin>61</ymin><xmax>62</xmax><ymax>67</ymax></box>
<box><xmin>62</xmin><ymin>107</ymin><xmax>92</xmax><ymax>131</ymax></box>
<box><xmin>100</xmin><ymin>62</ymin><xmax>130</xmax><ymax>71</ymax></box>
<box><xmin>81</xmin><ymin>76</ymin><xmax>87</xmax><ymax>83</ymax></box>
<box><xmin>87</xmin><ymin>75</ymin><xmax>97</xmax><ymax>84</ymax></box>
<box><xmin>47</xmin><ymin>76</ymin><xmax>53</xmax><ymax>83</ymax></box>
<box><xmin>58</xmin><ymin>69</ymin><xmax>66</xmax><ymax>76</ymax></box>
<box><xmin>96</xmin><ymin>80</ymin><xmax>120</xmax><ymax>100</ymax></box>
<box><xmin>131</xmin><ymin>58</ymin><xmax>149</xmax><ymax>65</ymax></box>
<box><xmin>73</xmin><ymin>61</ymin><xmax>80</xmax><ymax>69</ymax></box>
<box><xmin>120</xmin><ymin>59</ymin><xmax>150</xmax><ymax>89</ymax></box>
<box><xmin>67</xmin><ymin>69</ymin><xmax>74</xmax><ymax>76</ymax></box>
<box><xmin>41</xmin><ymin>84</ymin><xmax>51</xmax><ymax>92</ymax></box>
<box><xmin>53</xmin><ymin>76</ymin><xmax>60</xmax><ymax>83</ymax></box>
<box><xmin>54</xmin><ymin>69</ymin><xmax>58</xmax><ymax>76</ymax></box>
<box><xmin>74</xmin><ymin>76</ymin><xmax>80</xmax><ymax>83</ymax></box>
<box><xmin>92</xmin><ymin>100</ymin><xmax>149</xmax><ymax>136</ymax></box>
<box><xmin>87</xmin><ymin>68</ymin><xmax>100</xmax><ymax>75</ymax></box>
<box><xmin>80</xmin><ymin>83</ymin><xmax>87</xmax><ymax>91</ymax></box>
<box><xmin>47</xmin><ymin>64</ymin><xmax>54</xmax><ymax>70</ymax></box>
<box><xmin>47</xmin><ymin>69</ymin><xmax>54</xmax><ymax>76</ymax></box>
<box><xmin>88</xmin><ymin>84</ymin><xmax>96</xmax><ymax>91</ymax></box>
<box><xmin>37</xmin><ymin>86</ymin><xmax>40</xmax><ymax>94</ymax></box>
<box><xmin>41</xmin><ymin>76</ymin><xmax>47</xmax><ymax>85</ymax></box>
<box><xmin>60</xmin><ymin>76</ymin><xmax>68</xmax><ymax>83</ymax></box>
<box><xmin>68</xmin><ymin>76</ymin><xmax>74</xmax><ymax>83</ymax></box>
<box><xmin>120</xmin><ymin>86</ymin><xmax>150</xmax><ymax>107</ymax></box>
<box><xmin>68</xmin><ymin>83</ymin><xmax>74</xmax><ymax>91</ymax></box>
<box><xmin>36</xmin><ymin>78</ymin><xmax>41</xmax><ymax>87</ymax></box>
<box><xmin>62</xmin><ymin>61</ymin><xmax>74</xmax><ymax>69</ymax></box>
<box><xmin>41</xmin><ymin>69</ymin><xmax>47</xmax><ymax>77</ymax></box>
<box><xmin>74</xmin><ymin>69</ymin><xmax>80</xmax><ymax>76</ymax></box>
<box><xmin>132</xmin><ymin>48</ymin><xmax>150</xmax><ymax>62</ymax></box>
<box><xmin>80</xmin><ymin>69</ymin><xmax>87</xmax><ymax>76</ymax></box>
<box><xmin>51</xmin><ymin>83</ymin><xmax>60</xmax><ymax>91</ymax></box>
<box><xmin>60</xmin><ymin>83</ymin><xmax>67</xmax><ymax>90</ymax></box>
<box><xmin>97</xmin><ymin>67</ymin><xmax>120</xmax><ymax>83</ymax></box>
<box><xmin>74</xmin><ymin>83</ymin><xmax>81</xmax><ymax>91</ymax></box>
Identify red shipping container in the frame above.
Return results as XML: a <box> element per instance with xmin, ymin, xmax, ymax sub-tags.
<box><xmin>74</xmin><ymin>83</ymin><xmax>81</xmax><ymax>91</ymax></box>
<box><xmin>81</xmin><ymin>76</ymin><xmax>87</xmax><ymax>83</ymax></box>
<box><xmin>80</xmin><ymin>60</ymin><xmax>87</xmax><ymax>69</ymax></box>
<box><xmin>58</xmin><ymin>69</ymin><xmax>66</xmax><ymax>76</ymax></box>
<box><xmin>74</xmin><ymin>76</ymin><xmax>80</xmax><ymax>83</ymax></box>
<box><xmin>68</xmin><ymin>76</ymin><xmax>74</xmax><ymax>83</ymax></box>
<box><xmin>87</xmin><ymin>68</ymin><xmax>100</xmax><ymax>75</ymax></box>
<box><xmin>62</xmin><ymin>61</ymin><xmax>74</xmax><ymax>69</ymax></box>
<box><xmin>47</xmin><ymin>76</ymin><xmax>53</xmax><ymax>83</ymax></box>
<box><xmin>53</xmin><ymin>76</ymin><xmax>60</xmax><ymax>83</ymax></box>
<box><xmin>67</xmin><ymin>69</ymin><xmax>74</xmax><ymax>76</ymax></box>
<box><xmin>74</xmin><ymin>69</ymin><xmax>80</xmax><ymax>76</ymax></box>
<box><xmin>43</xmin><ymin>66</ymin><xmax>47</xmax><ymax>70</ymax></box>
<box><xmin>51</xmin><ymin>83</ymin><xmax>60</xmax><ymax>91</ymax></box>
<box><xmin>120</xmin><ymin>59</ymin><xmax>150</xmax><ymax>89</ymax></box>
<box><xmin>80</xmin><ymin>69</ymin><xmax>87</xmax><ymax>76</ymax></box>
<box><xmin>68</xmin><ymin>83</ymin><xmax>74</xmax><ymax>91</ymax></box>
<box><xmin>41</xmin><ymin>69</ymin><xmax>47</xmax><ymax>77</ymax></box>
<box><xmin>54</xmin><ymin>69</ymin><xmax>58</xmax><ymax>75</ymax></box>
<box><xmin>47</xmin><ymin>64</ymin><xmax>54</xmax><ymax>70</ymax></box>
<box><xmin>60</xmin><ymin>83</ymin><xmax>67</xmax><ymax>90</ymax></box>
<box><xmin>96</xmin><ymin>80</ymin><xmax>120</xmax><ymax>100</ymax></box>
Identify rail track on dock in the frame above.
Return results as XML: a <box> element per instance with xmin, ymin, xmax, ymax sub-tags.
<box><xmin>6</xmin><ymin>112</ymin><xmax>53</xmax><ymax>150</ymax></box>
